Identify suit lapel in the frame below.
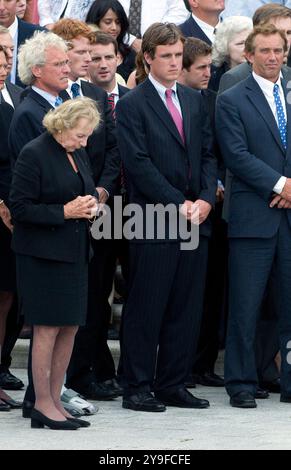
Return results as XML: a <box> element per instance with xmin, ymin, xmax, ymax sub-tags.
<box><xmin>6</xmin><ymin>82</ymin><xmax>21</xmax><ymax>107</ymax></box>
<box><xmin>81</xmin><ymin>81</ymin><xmax>96</xmax><ymax>100</ymax></box>
<box><xmin>59</xmin><ymin>89</ymin><xmax>71</xmax><ymax>102</ymax></box>
<box><xmin>144</xmin><ymin>79</ymin><xmax>185</xmax><ymax>148</ymax></box>
<box><xmin>189</xmin><ymin>17</ymin><xmax>212</xmax><ymax>45</ymax></box>
<box><xmin>177</xmin><ymin>84</ymin><xmax>190</xmax><ymax>150</ymax></box>
<box><xmin>245</xmin><ymin>76</ymin><xmax>285</xmax><ymax>155</ymax></box>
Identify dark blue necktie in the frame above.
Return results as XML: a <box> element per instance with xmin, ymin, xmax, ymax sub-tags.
<box><xmin>54</xmin><ymin>96</ymin><xmax>63</xmax><ymax>107</ymax></box>
<box><xmin>71</xmin><ymin>82</ymin><xmax>81</xmax><ymax>98</ymax></box>
<box><xmin>273</xmin><ymin>83</ymin><xmax>287</xmax><ymax>150</ymax></box>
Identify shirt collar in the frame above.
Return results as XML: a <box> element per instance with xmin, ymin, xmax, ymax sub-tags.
<box><xmin>191</xmin><ymin>13</ymin><xmax>219</xmax><ymax>40</ymax></box>
<box><xmin>149</xmin><ymin>73</ymin><xmax>177</xmax><ymax>97</ymax></box>
<box><xmin>252</xmin><ymin>71</ymin><xmax>283</xmax><ymax>95</ymax></box>
<box><xmin>31</xmin><ymin>86</ymin><xmax>58</xmax><ymax>108</ymax></box>
<box><xmin>8</xmin><ymin>16</ymin><xmax>18</xmax><ymax>39</ymax></box>
<box><xmin>108</xmin><ymin>82</ymin><xmax>119</xmax><ymax>97</ymax></box>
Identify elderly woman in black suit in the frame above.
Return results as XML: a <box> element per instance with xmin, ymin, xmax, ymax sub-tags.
<box><xmin>10</xmin><ymin>97</ymin><xmax>100</xmax><ymax>430</ymax></box>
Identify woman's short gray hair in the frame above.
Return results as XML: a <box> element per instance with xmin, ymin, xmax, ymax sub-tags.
<box><xmin>43</xmin><ymin>97</ymin><xmax>101</xmax><ymax>135</ymax></box>
<box><xmin>212</xmin><ymin>16</ymin><xmax>253</xmax><ymax>67</ymax></box>
<box><xmin>18</xmin><ymin>31</ymin><xmax>68</xmax><ymax>85</ymax></box>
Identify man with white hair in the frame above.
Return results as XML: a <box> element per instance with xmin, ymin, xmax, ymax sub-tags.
<box><xmin>9</xmin><ymin>31</ymin><xmax>70</xmax><ymax>166</ymax></box>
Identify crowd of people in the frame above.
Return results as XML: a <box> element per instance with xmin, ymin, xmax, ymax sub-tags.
<box><xmin>1</xmin><ymin>0</ymin><xmax>291</xmax><ymax>431</ymax></box>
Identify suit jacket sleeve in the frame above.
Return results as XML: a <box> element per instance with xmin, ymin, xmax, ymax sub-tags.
<box><xmin>199</xmin><ymin>97</ymin><xmax>218</xmax><ymax>206</ymax></box>
<box><xmin>9</xmin><ymin>109</ymin><xmax>45</xmax><ymax>167</ymax></box>
<box><xmin>10</xmin><ymin>145</ymin><xmax>65</xmax><ymax>226</ymax></box>
<box><xmin>216</xmin><ymin>92</ymin><xmax>282</xmax><ymax>200</ymax></box>
<box><xmin>116</xmin><ymin>95</ymin><xmax>186</xmax><ymax>206</ymax></box>
<box><xmin>94</xmin><ymin>93</ymin><xmax>120</xmax><ymax>195</ymax></box>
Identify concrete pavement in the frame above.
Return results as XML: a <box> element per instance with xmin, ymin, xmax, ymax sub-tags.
<box><xmin>1</xmin><ymin>343</ymin><xmax>291</xmax><ymax>450</ymax></box>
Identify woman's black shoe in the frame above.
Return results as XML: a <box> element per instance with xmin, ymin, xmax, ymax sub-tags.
<box><xmin>67</xmin><ymin>417</ymin><xmax>91</xmax><ymax>427</ymax></box>
<box><xmin>22</xmin><ymin>400</ymin><xmax>34</xmax><ymax>418</ymax></box>
<box><xmin>31</xmin><ymin>409</ymin><xmax>80</xmax><ymax>430</ymax></box>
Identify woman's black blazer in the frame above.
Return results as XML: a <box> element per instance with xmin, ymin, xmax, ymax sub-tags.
<box><xmin>10</xmin><ymin>131</ymin><xmax>97</xmax><ymax>263</ymax></box>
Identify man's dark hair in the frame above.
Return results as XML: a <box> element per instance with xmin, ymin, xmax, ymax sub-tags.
<box><xmin>142</xmin><ymin>22</ymin><xmax>185</xmax><ymax>64</ymax></box>
<box><xmin>91</xmin><ymin>31</ymin><xmax>118</xmax><ymax>56</ymax></box>
<box><xmin>183</xmin><ymin>37</ymin><xmax>212</xmax><ymax>69</ymax></box>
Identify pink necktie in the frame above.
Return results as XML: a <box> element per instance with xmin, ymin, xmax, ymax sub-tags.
<box><xmin>165</xmin><ymin>89</ymin><xmax>185</xmax><ymax>144</ymax></box>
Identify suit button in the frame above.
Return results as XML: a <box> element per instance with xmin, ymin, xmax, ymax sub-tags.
<box><xmin>51</xmin><ymin>227</ymin><xmax>55</xmax><ymax>231</ymax></box>
<box><xmin>75</xmin><ymin>229</ymin><xmax>79</xmax><ymax>233</ymax></box>
<box><xmin>76</xmin><ymin>220</ymin><xmax>79</xmax><ymax>223</ymax></box>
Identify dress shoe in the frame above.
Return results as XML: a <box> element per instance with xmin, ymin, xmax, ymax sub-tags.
<box><xmin>280</xmin><ymin>395</ymin><xmax>291</xmax><ymax>403</ymax></box>
<box><xmin>260</xmin><ymin>378</ymin><xmax>280</xmax><ymax>394</ymax></box>
<box><xmin>123</xmin><ymin>391</ymin><xmax>166</xmax><ymax>412</ymax></box>
<box><xmin>0</xmin><ymin>397</ymin><xmax>23</xmax><ymax>408</ymax></box>
<box><xmin>0</xmin><ymin>399</ymin><xmax>11</xmax><ymax>411</ymax></box>
<box><xmin>67</xmin><ymin>417</ymin><xmax>91</xmax><ymax>427</ymax></box>
<box><xmin>22</xmin><ymin>400</ymin><xmax>34</xmax><ymax>418</ymax></box>
<box><xmin>73</xmin><ymin>381</ymin><xmax>119</xmax><ymax>401</ymax></box>
<box><xmin>230</xmin><ymin>391</ymin><xmax>257</xmax><ymax>408</ymax></box>
<box><xmin>103</xmin><ymin>378</ymin><xmax>123</xmax><ymax>396</ymax></box>
<box><xmin>155</xmin><ymin>387</ymin><xmax>210</xmax><ymax>409</ymax></box>
<box><xmin>255</xmin><ymin>388</ymin><xmax>269</xmax><ymax>399</ymax></box>
<box><xmin>0</xmin><ymin>370</ymin><xmax>24</xmax><ymax>390</ymax></box>
<box><xmin>31</xmin><ymin>409</ymin><xmax>80</xmax><ymax>430</ymax></box>
<box><xmin>196</xmin><ymin>372</ymin><xmax>224</xmax><ymax>387</ymax></box>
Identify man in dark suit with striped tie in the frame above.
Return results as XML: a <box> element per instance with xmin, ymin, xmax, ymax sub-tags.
<box><xmin>116</xmin><ymin>22</ymin><xmax>217</xmax><ymax>412</ymax></box>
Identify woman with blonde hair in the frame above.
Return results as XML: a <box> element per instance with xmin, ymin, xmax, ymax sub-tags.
<box><xmin>212</xmin><ymin>16</ymin><xmax>253</xmax><ymax>77</ymax></box>
<box><xmin>10</xmin><ymin>98</ymin><xmax>100</xmax><ymax>430</ymax></box>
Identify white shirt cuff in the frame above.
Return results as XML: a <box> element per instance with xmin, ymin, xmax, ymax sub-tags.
<box><xmin>273</xmin><ymin>176</ymin><xmax>287</xmax><ymax>194</ymax></box>
<box><xmin>125</xmin><ymin>33</ymin><xmax>136</xmax><ymax>47</ymax></box>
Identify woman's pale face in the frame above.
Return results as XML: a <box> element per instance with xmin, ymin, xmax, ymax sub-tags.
<box><xmin>58</xmin><ymin>118</ymin><xmax>94</xmax><ymax>152</ymax></box>
<box><xmin>228</xmin><ymin>30</ymin><xmax>250</xmax><ymax>68</ymax></box>
<box><xmin>98</xmin><ymin>8</ymin><xmax>121</xmax><ymax>39</ymax></box>
<box><xmin>0</xmin><ymin>51</ymin><xmax>8</xmax><ymax>89</ymax></box>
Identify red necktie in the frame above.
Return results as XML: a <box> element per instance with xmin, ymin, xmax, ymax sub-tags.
<box><xmin>165</xmin><ymin>89</ymin><xmax>185</xmax><ymax>144</ymax></box>
<box><xmin>108</xmin><ymin>93</ymin><xmax>116</xmax><ymax>120</ymax></box>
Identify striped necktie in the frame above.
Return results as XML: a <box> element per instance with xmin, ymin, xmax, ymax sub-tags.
<box><xmin>108</xmin><ymin>93</ymin><xmax>116</xmax><ymax>120</ymax></box>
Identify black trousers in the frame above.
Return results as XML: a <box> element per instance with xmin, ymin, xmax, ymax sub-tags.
<box><xmin>122</xmin><ymin>239</ymin><xmax>208</xmax><ymax>396</ymax></box>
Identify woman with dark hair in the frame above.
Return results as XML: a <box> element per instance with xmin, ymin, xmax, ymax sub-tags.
<box><xmin>86</xmin><ymin>0</ymin><xmax>136</xmax><ymax>81</ymax></box>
